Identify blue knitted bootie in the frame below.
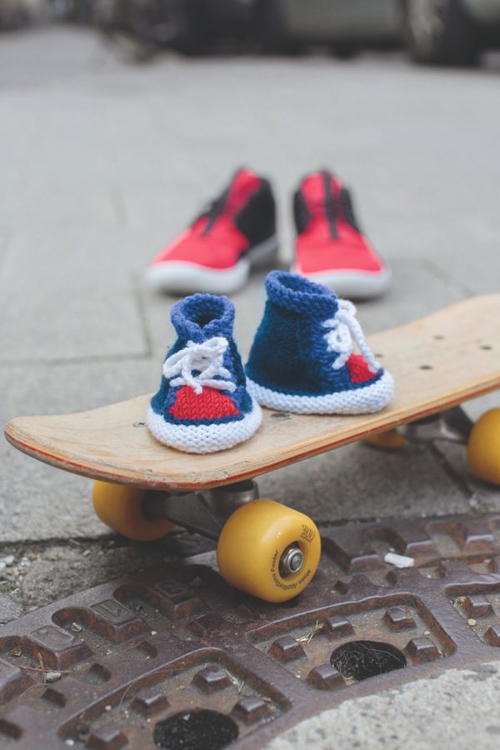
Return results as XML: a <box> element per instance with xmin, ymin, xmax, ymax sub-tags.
<box><xmin>147</xmin><ymin>294</ymin><xmax>262</xmax><ymax>453</ymax></box>
<box><xmin>246</xmin><ymin>271</ymin><xmax>394</xmax><ymax>414</ymax></box>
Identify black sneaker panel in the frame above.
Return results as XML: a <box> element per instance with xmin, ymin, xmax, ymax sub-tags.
<box><xmin>293</xmin><ymin>187</ymin><xmax>310</xmax><ymax>235</ymax></box>
<box><xmin>339</xmin><ymin>186</ymin><xmax>363</xmax><ymax>233</ymax></box>
<box><xmin>321</xmin><ymin>170</ymin><xmax>338</xmax><ymax>239</ymax></box>
<box><xmin>193</xmin><ymin>166</ymin><xmax>243</xmax><ymax>234</ymax></box>
<box><xmin>235</xmin><ymin>177</ymin><xmax>277</xmax><ymax>250</ymax></box>
<box><xmin>200</xmin><ymin>187</ymin><xmax>230</xmax><ymax>236</ymax></box>
<box><xmin>293</xmin><ymin>170</ymin><xmax>339</xmax><ymax>239</ymax></box>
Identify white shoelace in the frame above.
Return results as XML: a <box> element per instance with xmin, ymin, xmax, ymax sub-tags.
<box><xmin>163</xmin><ymin>336</ymin><xmax>236</xmax><ymax>395</ymax></box>
<box><xmin>322</xmin><ymin>299</ymin><xmax>380</xmax><ymax>373</ymax></box>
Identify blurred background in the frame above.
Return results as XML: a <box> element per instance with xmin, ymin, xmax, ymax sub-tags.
<box><xmin>3</xmin><ymin>0</ymin><xmax>500</xmax><ymax>63</ymax></box>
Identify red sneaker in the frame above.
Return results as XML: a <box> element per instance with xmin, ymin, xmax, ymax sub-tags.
<box><xmin>147</xmin><ymin>168</ymin><xmax>278</xmax><ymax>295</ymax></box>
<box><xmin>291</xmin><ymin>170</ymin><xmax>391</xmax><ymax>299</ymax></box>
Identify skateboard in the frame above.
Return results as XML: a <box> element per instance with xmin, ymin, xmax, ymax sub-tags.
<box><xmin>4</xmin><ymin>295</ymin><xmax>500</xmax><ymax>603</ymax></box>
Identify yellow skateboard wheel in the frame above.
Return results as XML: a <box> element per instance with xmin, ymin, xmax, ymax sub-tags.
<box><xmin>364</xmin><ymin>429</ymin><xmax>407</xmax><ymax>451</ymax></box>
<box><xmin>467</xmin><ymin>409</ymin><xmax>500</xmax><ymax>486</ymax></box>
<box><xmin>92</xmin><ymin>481</ymin><xmax>175</xmax><ymax>541</ymax></box>
<box><xmin>217</xmin><ymin>499</ymin><xmax>321</xmax><ymax>603</ymax></box>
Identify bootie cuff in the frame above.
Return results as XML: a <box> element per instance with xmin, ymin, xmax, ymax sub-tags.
<box><xmin>171</xmin><ymin>294</ymin><xmax>235</xmax><ymax>342</ymax></box>
<box><xmin>265</xmin><ymin>270</ymin><xmax>338</xmax><ymax>317</ymax></box>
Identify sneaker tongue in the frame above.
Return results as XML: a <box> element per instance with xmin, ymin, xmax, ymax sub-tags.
<box><xmin>202</xmin><ymin>168</ymin><xmax>261</xmax><ymax>234</ymax></box>
<box><xmin>265</xmin><ymin>271</ymin><xmax>339</xmax><ymax>317</ymax></box>
<box><xmin>301</xmin><ymin>171</ymin><xmax>340</xmax><ymax>220</ymax></box>
<box><xmin>171</xmin><ymin>294</ymin><xmax>235</xmax><ymax>342</ymax></box>
<box><xmin>225</xmin><ymin>168</ymin><xmax>261</xmax><ymax>213</ymax></box>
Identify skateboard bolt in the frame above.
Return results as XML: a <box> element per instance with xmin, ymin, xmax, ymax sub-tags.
<box><xmin>279</xmin><ymin>545</ymin><xmax>304</xmax><ymax>577</ymax></box>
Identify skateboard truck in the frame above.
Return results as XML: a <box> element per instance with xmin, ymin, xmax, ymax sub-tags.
<box><xmin>142</xmin><ymin>480</ymin><xmax>259</xmax><ymax>541</ymax></box>
<box><xmin>90</xmin><ymin>478</ymin><xmax>321</xmax><ymax>601</ymax></box>
<box><xmin>399</xmin><ymin>406</ymin><xmax>473</xmax><ymax>445</ymax></box>
<box><xmin>365</xmin><ymin>406</ymin><xmax>475</xmax><ymax>451</ymax></box>
<box><xmin>142</xmin><ymin>481</ymin><xmax>306</xmax><ymax>577</ymax></box>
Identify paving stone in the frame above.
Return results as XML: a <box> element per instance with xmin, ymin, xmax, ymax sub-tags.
<box><xmin>0</xmin><ymin>228</ymin><xmax>147</xmax><ymax>363</ymax></box>
<box><xmin>9</xmin><ymin>543</ymin><xmax>177</xmax><ymax>613</ymax></box>
<box><xmin>0</xmin><ymin>595</ymin><xmax>23</xmax><ymax>625</ymax></box>
<box><xmin>0</xmin><ymin>232</ymin><xmax>11</xmax><ymax>268</ymax></box>
<box><xmin>266</xmin><ymin>662</ymin><xmax>500</xmax><ymax>750</ymax></box>
<box><xmin>433</xmin><ymin>439</ymin><xmax>500</xmax><ymax>515</ymax></box>
<box><xmin>353</xmin><ymin>257</ymin><xmax>467</xmax><ymax>335</ymax></box>
<box><xmin>259</xmin><ymin>441</ymin><xmax>469</xmax><ymax>523</ymax></box>
<box><xmin>0</xmin><ymin>446</ymin><xmax>102</xmax><ymax>542</ymax></box>
<box><xmin>0</xmin><ymin>359</ymin><xmax>156</xmax><ymax>542</ymax></box>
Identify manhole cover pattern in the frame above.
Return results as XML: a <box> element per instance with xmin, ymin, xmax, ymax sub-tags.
<box><xmin>2</xmin><ymin>512</ymin><xmax>500</xmax><ymax>749</ymax></box>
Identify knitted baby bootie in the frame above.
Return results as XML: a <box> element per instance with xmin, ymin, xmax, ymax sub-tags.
<box><xmin>147</xmin><ymin>294</ymin><xmax>262</xmax><ymax>453</ymax></box>
<box><xmin>246</xmin><ymin>271</ymin><xmax>394</xmax><ymax>414</ymax></box>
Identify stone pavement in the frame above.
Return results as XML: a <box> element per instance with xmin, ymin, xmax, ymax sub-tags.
<box><xmin>0</xmin><ymin>25</ymin><xmax>500</xmax><ymax>747</ymax></box>
<box><xmin>268</xmin><ymin>661</ymin><xmax>500</xmax><ymax>750</ymax></box>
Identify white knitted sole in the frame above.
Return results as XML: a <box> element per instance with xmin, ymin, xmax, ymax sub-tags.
<box><xmin>147</xmin><ymin>236</ymin><xmax>278</xmax><ymax>295</ymax></box>
<box><xmin>146</xmin><ymin>399</ymin><xmax>262</xmax><ymax>454</ymax></box>
<box><xmin>291</xmin><ymin>265</ymin><xmax>392</xmax><ymax>300</ymax></box>
<box><xmin>246</xmin><ymin>371</ymin><xmax>394</xmax><ymax>415</ymax></box>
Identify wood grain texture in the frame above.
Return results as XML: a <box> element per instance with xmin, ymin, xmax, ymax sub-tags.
<box><xmin>4</xmin><ymin>295</ymin><xmax>500</xmax><ymax>490</ymax></box>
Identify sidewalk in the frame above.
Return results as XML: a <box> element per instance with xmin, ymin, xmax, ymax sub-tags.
<box><xmin>1</xmin><ymin>26</ymin><xmax>500</xmax><ymax>747</ymax></box>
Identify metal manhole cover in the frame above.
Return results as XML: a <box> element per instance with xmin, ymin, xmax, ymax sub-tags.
<box><xmin>2</xmin><ymin>512</ymin><xmax>500</xmax><ymax>749</ymax></box>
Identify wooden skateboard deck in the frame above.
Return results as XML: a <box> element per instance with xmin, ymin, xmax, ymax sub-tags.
<box><xmin>5</xmin><ymin>295</ymin><xmax>500</xmax><ymax>491</ymax></box>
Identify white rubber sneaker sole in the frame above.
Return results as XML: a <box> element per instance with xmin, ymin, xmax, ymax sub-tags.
<box><xmin>147</xmin><ymin>236</ymin><xmax>279</xmax><ymax>295</ymax></box>
<box><xmin>146</xmin><ymin>399</ymin><xmax>262</xmax><ymax>454</ymax></box>
<box><xmin>246</xmin><ymin>371</ymin><xmax>394</xmax><ymax>415</ymax></box>
<box><xmin>291</xmin><ymin>265</ymin><xmax>392</xmax><ymax>300</ymax></box>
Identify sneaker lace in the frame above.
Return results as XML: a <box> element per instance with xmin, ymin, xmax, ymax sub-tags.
<box><xmin>322</xmin><ymin>299</ymin><xmax>380</xmax><ymax>373</ymax></box>
<box><xmin>163</xmin><ymin>337</ymin><xmax>236</xmax><ymax>395</ymax></box>
<box><xmin>200</xmin><ymin>194</ymin><xmax>226</xmax><ymax>236</ymax></box>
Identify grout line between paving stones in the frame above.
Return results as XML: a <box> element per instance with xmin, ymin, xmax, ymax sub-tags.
<box><xmin>6</xmin><ymin>507</ymin><xmax>496</xmax><ymax>549</ymax></box>
<box><xmin>0</xmin><ymin>230</ymin><xmax>13</xmax><ymax>274</ymax></box>
<box><xmin>0</xmin><ymin>537</ymin><xmax>118</xmax><ymax>552</ymax></box>
<box><xmin>428</xmin><ymin>443</ymin><xmax>473</xmax><ymax>501</ymax></box>
<box><xmin>108</xmin><ymin>186</ymin><xmax>128</xmax><ymax>227</ymax></box>
<box><xmin>0</xmin><ymin>351</ymin><xmax>153</xmax><ymax>368</ymax></box>
<box><xmin>131</xmin><ymin>272</ymin><xmax>154</xmax><ymax>360</ymax></box>
<box><xmin>0</xmin><ymin>277</ymin><xmax>153</xmax><ymax>368</ymax></box>
<box><xmin>421</xmin><ymin>257</ymin><xmax>475</xmax><ymax>298</ymax></box>
<box><xmin>0</xmin><ymin>516</ymin><xmax>427</xmax><ymax>550</ymax></box>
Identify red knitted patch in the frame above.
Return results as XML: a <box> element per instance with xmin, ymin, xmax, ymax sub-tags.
<box><xmin>347</xmin><ymin>354</ymin><xmax>376</xmax><ymax>384</ymax></box>
<box><xmin>169</xmin><ymin>386</ymin><xmax>240</xmax><ymax>420</ymax></box>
